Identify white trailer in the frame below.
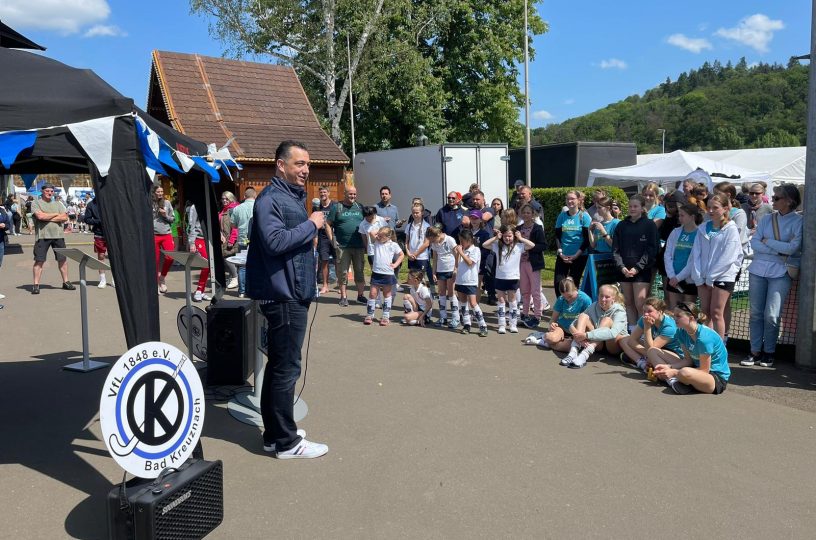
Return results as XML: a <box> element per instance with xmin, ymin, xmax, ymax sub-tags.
<box><xmin>352</xmin><ymin>143</ymin><xmax>509</xmax><ymax>224</ymax></box>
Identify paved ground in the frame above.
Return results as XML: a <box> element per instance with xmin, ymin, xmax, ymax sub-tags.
<box><xmin>1</xmin><ymin>233</ymin><xmax>816</xmax><ymax>539</ymax></box>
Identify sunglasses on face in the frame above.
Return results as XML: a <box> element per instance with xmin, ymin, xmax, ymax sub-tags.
<box><xmin>749</xmin><ymin>191</ymin><xmax>763</xmax><ymax>195</ymax></box>
<box><xmin>447</xmin><ymin>197</ymin><xmax>456</xmax><ymax>200</ymax></box>
<box><xmin>772</xmin><ymin>196</ymin><xmax>783</xmax><ymax>202</ymax></box>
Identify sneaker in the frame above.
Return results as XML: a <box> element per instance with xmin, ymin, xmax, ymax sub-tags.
<box><xmin>62</xmin><ymin>281</ymin><xmax>76</xmax><ymax>291</ymax></box>
<box><xmin>227</xmin><ymin>277</ymin><xmax>239</xmax><ymax>290</ymax></box>
<box><xmin>498</xmin><ymin>326</ymin><xmax>506</xmax><ymax>335</ymax></box>
<box><xmin>97</xmin><ymin>278</ymin><xmax>107</xmax><ymax>289</ymax></box>
<box><xmin>379</xmin><ymin>318</ymin><xmax>390</xmax><ymax>326</ymax></box>
<box><xmin>276</xmin><ymin>439</ymin><xmax>329</xmax><ymax>459</ymax></box>
<box><xmin>478</xmin><ymin>327</ymin><xmax>488</xmax><ymax>337</ymax></box>
<box><xmin>0</xmin><ymin>293</ymin><xmax>5</xmax><ymax>300</ymax></box>
<box><xmin>158</xmin><ymin>279</ymin><xmax>167</xmax><ymax>294</ymax></box>
<box><xmin>668</xmin><ymin>377</ymin><xmax>693</xmax><ymax>395</ymax></box>
<box><xmin>363</xmin><ymin>316</ymin><xmax>373</xmax><ymax>325</ymax></box>
<box><xmin>509</xmin><ymin>325</ymin><xmax>518</xmax><ymax>334</ymax></box>
<box><xmin>559</xmin><ymin>355</ymin><xmax>575</xmax><ymax>366</ymax></box>
<box><xmin>263</xmin><ymin>429</ymin><xmax>306</xmax><ymax>453</ymax></box>
<box><xmin>31</xmin><ymin>285</ymin><xmax>40</xmax><ymax>295</ymax></box>
<box><xmin>448</xmin><ymin>318</ymin><xmax>460</xmax><ymax>329</ymax></box>
<box><xmin>238</xmin><ymin>293</ymin><xmax>245</xmax><ymax>298</ymax></box>
<box><xmin>193</xmin><ymin>290</ymin><xmax>210</xmax><ymax>302</ymax></box>
<box><xmin>460</xmin><ymin>325</ymin><xmax>471</xmax><ymax>335</ymax></box>
<box><xmin>759</xmin><ymin>355</ymin><xmax>775</xmax><ymax>368</ymax></box>
<box><xmin>570</xmin><ymin>351</ymin><xmax>591</xmax><ymax>368</ymax></box>
<box><xmin>619</xmin><ymin>352</ymin><xmax>638</xmax><ymax>368</ymax></box>
<box><xmin>522</xmin><ymin>316</ymin><xmax>540</xmax><ymax>329</ymax></box>
<box><xmin>434</xmin><ymin>318</ymin><xmax>447</xmax><ymax>327</ymax></box>
<box><xmin>535</xmin><ymin>339</ymin><xmax>550</xmax><ymax>349</ymax></box>
<box><xmin>339</xmin><ymin>297</ymin><xmax>349</xmax><ymax>307</ymax></box>
<box><xmin>636</xmin><ymin>358</ymin><xmax>648</xmax><ymax>372</ymax></box>
<box><xmin>356</xmin><ymin>295</ymin><xmax>367</xmax><ymax>304</ymax></box>
<box><xmin>541</xmin><ymin>298</ymin><xmax>551</xmax><ymax>311</ymax></box>
<box><xmin>740</xmin><ymin>353</ymin><xmax>763</xmax><ymax>366</ymax></box>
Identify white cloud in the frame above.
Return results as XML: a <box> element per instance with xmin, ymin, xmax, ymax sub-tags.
<box><xmin>83</xmin><ymin>24</ymin><xmax>127</xmax><ymax>38</ymax></box>
<box><xmin>563</xmin><ymin>98</ymin><xmax>575</xmax><ymax>105</ymax></box>
<box><xmin>533</xmin><ymin>110</ymin><xmax>554</xmax><ymax>121</ymax></box>
<box><xmin>599</xmin><ymin>58</ymin><xmax>627</xmax><ymax>70</ymax></box>
<box><xmin>667</xmin><ymin>33</ymin><xmax>713</xmax><ymax>54</ymax></box>
<box><xmin>0</xmin><ymin>0</ymin><xmax>111</xmax><ymax>34</ymax></box>
<box><xmin>715</xmin><ymin>13</ymin><xmax>784</xmax><ymax>53</ymax></box>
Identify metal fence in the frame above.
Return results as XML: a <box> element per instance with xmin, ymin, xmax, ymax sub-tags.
<box><xmin>650</xmin><ymin>259</ymin><xmax>799</xmax><ymax>346</ymax></box>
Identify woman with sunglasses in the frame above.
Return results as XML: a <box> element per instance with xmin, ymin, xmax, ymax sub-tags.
<box><xmin>741</xmin><ymin>184</ymin><xmax>803</xmax><ymax>367</ymax></box>
<box><xmin>652</xmin><ymin>302</ymin><xmax>730</xmax><ymax>395</ymax></box>
<box><xmin>741</xmin><ymin>183</ymin><xmax>772</xmax><ymax>234</ymax></box>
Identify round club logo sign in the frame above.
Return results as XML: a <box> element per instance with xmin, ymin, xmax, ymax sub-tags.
<box><xmin>100</xmin><ymin>342</ymin><xmax>205</xmax><ymax>478</ymax></box>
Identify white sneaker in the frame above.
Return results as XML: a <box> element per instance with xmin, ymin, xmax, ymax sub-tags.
<box><xmin>193</xmin><ymin>291</ymin><xmax>212</xmax><ymax>302</ymax></box>
<box><xmin>263</xmin><ymin>429</ymin><xmax>306</xmax><ymax>453</ymax></box>
<box><xmin>227</xmin><ymin>277</ymin><xmax>238</xmax><ymax>289</ymax></box>
<box><xmin>275</xmin><ymin>438</ymin><xmax>329</xmax><ymax>459</ymax></box>
<box><xmin>97</xmin><ymin>278</ymin><xmax>107</xmax><ymax>289</ymax></box>
<box><xmin>0</xmin><ymin>293</ymin><xmax>5</xmax><ymax>300</ymax></box>
<box><xmin>509</xmin><ymin>325</ymin><xmax>518</xmax><ymax>334</ymax></box>
<box><xmin>498</xmin><ymin>326</ymin><xmax>506</xmax><ymax>334</ymax></box>
<box><xmin>559</xmin><ymin>355</ymin><xmax>575</xmax><ymax>366</ymax></box>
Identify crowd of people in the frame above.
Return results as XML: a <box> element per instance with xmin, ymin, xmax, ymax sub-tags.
<box><xmin>309</xmin><ymin>172</ymin><xmax>803</xmax><ymax>396</ymax></box>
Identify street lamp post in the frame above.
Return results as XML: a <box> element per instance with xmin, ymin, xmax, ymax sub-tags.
<box><xmin>658</xmin><ymin>129</ymin><xmax>666</xmax><ymax>153</ymax></box>
<box><xmin>524</xmin><ymin>0</ymin><xmax>531</xmax><ymax>187</ymax></box>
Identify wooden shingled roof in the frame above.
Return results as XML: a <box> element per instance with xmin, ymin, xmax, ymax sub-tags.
<box><xmin>147</xmin><ymin>50</ymin><xmax>349</xmax><ymax>164</ymax></box>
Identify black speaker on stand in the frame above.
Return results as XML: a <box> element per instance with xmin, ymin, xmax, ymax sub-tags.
<box><xmin>206</xmin><ymin>300</ymin><xmax>252</xmax><ymax>386</ymax></box>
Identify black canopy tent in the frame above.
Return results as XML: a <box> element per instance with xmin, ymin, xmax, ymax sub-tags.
<box><xmin>0</xmin><ymin>19</ymin><xmax>45</xmax><ymax>50</ymax></box>
<box><xmin>0</xmin><ymin>46</ymin><xmax>224</xmax><ymax>348</ymax></box>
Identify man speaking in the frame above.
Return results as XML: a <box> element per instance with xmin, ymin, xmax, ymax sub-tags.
<box><xmin>246</xmin><ymin>140</ymin><xmax>328</xmax><ymax>459</ymax></box>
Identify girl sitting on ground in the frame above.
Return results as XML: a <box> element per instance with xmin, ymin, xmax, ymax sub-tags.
<box><xmin>619</xmin><ymin>296</ymin><xmax>684</xmax><ymax>371</ymax></box>
<box><xmin>562</xmin><ymin>284</ymin><xmax>628</xmax><ymax>368</ymax></box>
<box><xmin>540</xmin><ymin>277</ymin><xmax>592</xmax><ymax>351</ymax></box>
<box><xmin>652</xmin><ymin>302</ymin><xmax>730</xmax><ymax>395</ymax></box>
<box><xmin>364</xmin><ymin>226</ymin><xmax>404</xmax><ymax>326</ymax></box>
<box><xmin>401</xmin><ymin>270</ymin><xmax>433</xmax><ymax>327</ymax></box>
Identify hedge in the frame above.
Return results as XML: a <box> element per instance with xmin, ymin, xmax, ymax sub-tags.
<box><xmin>531</xmin><ymin>186</ymin><xmax>630</xmax><ymax>249</ymax></box>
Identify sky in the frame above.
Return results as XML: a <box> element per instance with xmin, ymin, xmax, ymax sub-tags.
<box><xmin>1</xmin><ymin>0</ymin><xmax>812</xmax><ymax>135</ymax></box>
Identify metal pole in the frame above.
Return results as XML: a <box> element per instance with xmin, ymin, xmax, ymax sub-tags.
<box><xmin>79</xmin><ymin>259</ymin><xmax>90</xmax><ymax>367</ymax></box>
<box><xmin>347</xmin><ymin>34</ymin><xmax>357</xmax><ymax>162</ymax></box>
<box><xmin>203</xmin><ymin>176</ymin><xmax>216</xmax><ymax>297</ymax></box>
<box><xmin>658</xmin><ymin>129</ymin><xmax>666</xmax><ymax>153</ymax></box>
<box><xmin>524</xmin><ymin>0</ymin><xmax>531</xmax><ymax>187</ymax></box>
<box><xmin>185</xmin><ymin>256</ymin><xmax>195</xmax><ymax>363</ymax></box>
<box><xmin>796</xmin><ymin>0</ymin><xmax>816</xmax><ymax>370</ymax></box>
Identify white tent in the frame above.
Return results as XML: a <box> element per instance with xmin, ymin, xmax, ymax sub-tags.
<box><xmin>588</xmin><ymin>149</ymin><xmax>771</xmax><ymax>188</ymax></box>
<box><xmin>637</xmin><ymin>147</ymin><xmax>805</xmax><ymax>185</ymax></box>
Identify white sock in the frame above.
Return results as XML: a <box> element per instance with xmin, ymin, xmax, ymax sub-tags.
<box><xmin>497</xmin><ymin>301</ymin><xmax>506</xmax><ymax>328</ymax></box>
<box><xmin>462</xmin><ymin>306</ymin><xmax>472</xmax><ymax>326</ymax></box>
<box><xmin>509</xmin><ymin>300</ymin><xmax>518</xmax><ymax>328</ymax></box>
<box><xmin>450</xmin><ymin>296</ymin><xmax>460</xmax><ymax>320</ymax></box>
<box><xmin>568</xmin><ymin>340</ymin><xmax>579</xmax><ymax>358</ymax></box>
<box><xmin>473</xmin><ymin>305</ymin><xmax>486</xmax><ymax>327</ymax></box>
<box><xmin>439</xmin><ymin>295</ymin><xmax>447</xmax><ymax>319</ymax></box>
<box><xmin>403</xmin><ymin>299</ymin><xmax>413</xmax><ymax>313</ymax></box>
<box><xmin>367</xmin><ymin>299</ymin><xmax>376</xmax><ymax>316</ymax></box>
<box><xmin>382</xmin><ymin>297</ymin><xmax>392</xmax><ymax>319</ymax></box>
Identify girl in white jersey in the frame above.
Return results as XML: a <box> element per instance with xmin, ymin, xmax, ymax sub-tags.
<box><xmin>401</xmin><ymin>270</ymin><xmax>434</xmax><ymax>326</ymax></box>
<box><xmin>453</xmin><ymin>229</ymin><xmax>487</xmax><ymax>336</ymax></box>
<box><xmin>364</xmin><ymin>226</ymin><xmax>404</xmax><ymax>326</ymax></box>
<box><xmin>405</xmin><ymin>203</ymin><xmax>432</xmax><ymax>288</ymax></box>
<box><xmin>415</xmin><ymin>226</ymin><xmax>460</xmax><ymax>328</ymax></box>
<box><xmin>482</xmin><ymin>225</ymin><xmax>535</xmax><ymax>334</ymax></box>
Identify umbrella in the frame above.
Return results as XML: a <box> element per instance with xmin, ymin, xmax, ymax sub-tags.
<box><xmin>0</xmin><ymin>20</ymin><xmax>46</xmax><ymax>51</ymax></box>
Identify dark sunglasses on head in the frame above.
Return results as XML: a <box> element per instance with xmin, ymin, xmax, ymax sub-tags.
<box><xmin>676</xmin><ymin>302</ymin><xmax>694</xmax><ymax>315</ymax></box>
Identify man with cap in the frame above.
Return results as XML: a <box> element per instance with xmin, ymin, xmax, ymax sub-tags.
<box><xmin>31</xmin><ymin>183</ymin><xmax>75</xmax><ymax>294</ymax></box>
<box><xmin>509</xmin><ymin>179</ymin><xmax>525</xmax><ymax>209</ymax></box>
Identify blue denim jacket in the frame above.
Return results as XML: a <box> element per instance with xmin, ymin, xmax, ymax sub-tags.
<box><xmin>246</xmin><ymin>177</ymin><xmax>317</xmax><ymax>302</ymax></box>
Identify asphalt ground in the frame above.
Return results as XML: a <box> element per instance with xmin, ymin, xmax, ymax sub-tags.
<box><xmin>1</xmin><ymin>233</ymin><xmax>815</xmax><ymax>539</ymax></box>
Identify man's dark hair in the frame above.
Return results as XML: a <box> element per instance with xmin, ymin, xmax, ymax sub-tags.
<box><xmin>319</xmin><ymin>186</ymin><xmax>329</xmax><ymax>192</ymax></box>
<box><xmin>379</xmin><ymin>186</ymin><xmax>391</xmax><ymax>194</ymax></box>
<box><xmin>275</xmin><ymin>140</ymin><xmax>309</xmax><ymax>161</ymax></box>
<box><xmin>363</xmin><ymin>206</ymin><xmax>378</xmax><ymax>217</ymax></box>
<box><xmin>473</xmin><ymin>190</ymin><xmax>485</xmax><ymax>198</ymax></box>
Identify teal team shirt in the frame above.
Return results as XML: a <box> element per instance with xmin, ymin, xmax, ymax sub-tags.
<box><xmin>637</xmin><ymin>314</ymin><xmax>684</xmax><ymax>355</ymax></box>
<box><xmin>553</xmin><ymin>291</ymin><xmax>592</xmax><ymax>330</ymax></box>
<box><xmin>672</xmin><ymin>229</ymin><xmax>697</xmax><ymax>276</ymax></box>
<box><xmin>556</xmin><ymin>211</ymin><xmax>591</xmax><ymax>256</ymax></box>
<box><xmin>676</xmin><ymin>324</ymin><xmax>731</xmax><ymax>381</ymax></box>
<box><xmin>591</xmin><ymin>218</ymin><xmax>619</xmax><ymax>254</ymax></box>
<box><xmin>647</xmin><ymin>205</ymin><xmax>666</xmax><ymax>220</ymax></box>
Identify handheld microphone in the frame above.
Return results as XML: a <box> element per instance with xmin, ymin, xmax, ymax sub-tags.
<box><xmin>311</xmin><ymin>198</ymin><xmax>321</xmax><ymax>211</ymax></box>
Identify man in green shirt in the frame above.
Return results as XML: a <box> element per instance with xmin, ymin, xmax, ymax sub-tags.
<box><xmin>327</xmin><ymin>186</ymin><xmax>366</xmax><ymax>306</ymax></box>
<box><xmin>230</xmin><ymin>187</ymin><xmax>256</xmax><ymax>296</ymax></box>
<box><xmin>31</xmin><ymin>183</ymin><xmax>75</xmax><ymax>294</ymax></box>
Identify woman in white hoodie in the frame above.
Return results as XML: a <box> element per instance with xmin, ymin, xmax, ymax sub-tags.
<box><xmin>690</xmin><ymin>194</ymin><xmax>744</xmax><ymax>339</ymax></box>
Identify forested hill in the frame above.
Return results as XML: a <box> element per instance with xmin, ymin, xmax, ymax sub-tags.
<box><xmin>531</xmin><ymin>58</ymin><xmax>808</xmax><ymax>154</ymax></box>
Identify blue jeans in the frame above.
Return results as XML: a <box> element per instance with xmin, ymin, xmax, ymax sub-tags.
<box><xmin>260</xmin><ymin>300</ymin><xmax>310</xmax><ymax>451</ymax></box>
<box><xmin>237</xmin><ymin>243</ymin><xmax>248</xmax><ymax>294</ymax></box>
<box><xmin>749</xmin><ymin>272</ymin><xmax>792</xmax><ymax>354</ymax></box>
<box><xmin>0</xmin><ymin>238</ymin><xmax>4</xmax><ymax>267</ymax></box>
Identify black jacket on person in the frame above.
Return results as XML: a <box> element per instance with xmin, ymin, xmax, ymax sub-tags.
<box><xmin>525</xmin><ymin>223</ymin><xmax>547</xmax><ymax>271</ymax></box>
<box><xmin>612</xmin><ymin>215</ymin><xmax>659</xmax><ymax>272</ymax></box>
<box><xmin>83</xmin><ymin>198</ymin><xmax>104</xmax><ymax>237</ymax></box>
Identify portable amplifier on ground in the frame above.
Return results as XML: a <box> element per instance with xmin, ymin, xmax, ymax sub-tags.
<box><xmin>107</xmin><ymin>458</ymin><xmax>223</xmax><ymax>540</ymax></box>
